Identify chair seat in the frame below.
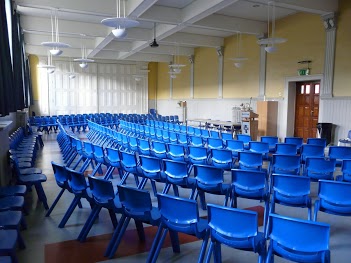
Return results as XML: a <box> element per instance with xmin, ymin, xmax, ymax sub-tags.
<box><xmin>0</xmin><ymin>230</ymin><xmax>17</xmax><ymax>250</ymax></box>
<box><xmin>0</xmin><ymin>211</ymin><xmax>22</xmax><ymax>226</ymax></box>
<box><xmin>0</xmin><ymin>196</ymin><xmax>24</xmax><ymax>211</ymax></box>
<box><xmin>319</xmin><ymin>199</ymin><xmax>351</xmax><ymax>214</ymax></box>
<box><xmin>0</xmin><ymin>256</ymin><xmax>12</xmax><ymax>263</ymax></box>
<box><xmin>0</xmin><ymin>186</ymin><xmax>26</xmax><ymax>197</ymax></box>
<box><xmin>18</xmin><ymin>174</ymin><xmax>47</xmax><ymax>183</ymax></box>
<box><xmin>18</xmin><ymin>162</ymin><xmax>33</xmax><ymax>168</ymax></box>
<box><xmin>213</xmin><ymin>230</ymin><xmax>265</xmax><ymax>250</ymax></box>
<box><xmin>19</xmin><ymin>167</ymin><xmax>42</xmax><ymax>175</ymax></box>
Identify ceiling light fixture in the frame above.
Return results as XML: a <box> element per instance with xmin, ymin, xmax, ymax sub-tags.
<box><xmin>168</xmin><ymin>43</ymin><xmax>185</xmax><ymax>76</ymax></box>
<box><xmin>68</xmin><ymin>59</ymin><xmax>76</xmax><ymax>79</ymax></box>
<box><xmin>257</xmin><ymin>1</ymin><xmax>287</xmax><ymax>53</ymax></box>
<box><xmin>74</xmin><ymin>36</ymin><xmax>94</xmax><ymax>69</ymax></box>
<box><xmin>37</xmin><ymin>52</ymin><xmax>56</xmax><ymax>74</ymax></box>
<box><xmin>150</xmin><ymin>23</ymin><xmax>159</xmax><ymax>48</ymax></box>
<box><xmin>41</xmin><ymin>10</ymin><xmax>71</xmax><ymax>56</ymax></box>
<box><xmin>133</xmin><ymin>62</ymin><xmax>150</xmax><ymax>81</ymax></box>
<box><xmin>101</xmin><ymin>0</ymin><xmax>139</xmax><ymax>39</ymax></box>
<box><xmin>229</xmin><ymin>31</ymin><xmax>248</xmax><ymax>68</ymax></box>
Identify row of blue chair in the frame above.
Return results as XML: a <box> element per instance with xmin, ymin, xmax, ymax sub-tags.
<box><xmin>52</xmin><ymin>123</ymin><xmax>334</xmax><ymax>263</ymax></box>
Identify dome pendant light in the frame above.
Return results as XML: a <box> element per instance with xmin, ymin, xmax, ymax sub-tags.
<box><xmin>74</xmin><ymin>36</ymin><xmax>94</xmax><ymax>69</ymax></box>
<box><xmin>257</xmin><ymin>1</ymin><xmax>287</xmax><ymax>53</ymax></box>
<box><xmin>41</xmin><ymin>10</ymin><xmax>71</xmax><ymax>56</ymax></box>
<box><xmin>102</xmin><ymin>0</ymin><xmax>139</xmax><ymax>39</ymax></box>
<box><xmin>150</xmin><ymin>23</ymin><xmax>159</xmax><ymax>48</ymax></box>
<box><xmin>229</xmin><ymin>31</ymin><xmax>248</xmax><ymax>68</ymax></box>
<box><xmin>37</xmin><ymin>52</ymin><xmax>56</xmax><ymax>74</ymax></box>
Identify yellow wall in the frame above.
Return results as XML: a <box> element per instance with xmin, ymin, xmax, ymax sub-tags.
<box><xmin>29</xmin><ymin>54</ymin><xmax>39</xmax><ymax>100</ymax></box>
<box><xmin>156</xmin><ymin>62</ymin><xmax>170</xmax><ymax>99</ymax></box>
<box><xmin>333</xmin><ymin>0</ymin><xmax>351</xmax><ymax>96</ymax></box>
<box><xmin>266</xmin><ymin>13</ymin><xmax>325</xmax><ymax>97</ymax></box>
<box><xmin>194</xmin><ymin>47</ymin><xmax>218</xmax><ymax>98</ymax></box>
<box><xmin>148</xmin><ymin>62</ymin><xmax>158</xmax><ymax>100</ymax></box>
<box><xmin>172</xmin><ymin>56</ymin><xmax>191</xmax><ymax>99</ymax></box>
<box><xmin>223</xmin><ymin>34</ymin><xmax>260</xmax><ymax>98</ymax></box>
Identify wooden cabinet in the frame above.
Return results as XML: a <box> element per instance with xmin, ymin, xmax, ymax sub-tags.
<box><xmin>257</xmin><ymin>101</ymin><xmax>278</xmax><ymax>137</ymax></box>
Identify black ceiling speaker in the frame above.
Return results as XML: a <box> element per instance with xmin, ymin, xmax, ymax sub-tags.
<box><xmin>150</xmin><ymin>23</ymin><xmax>159</xmax><ymax>48</ymax></box>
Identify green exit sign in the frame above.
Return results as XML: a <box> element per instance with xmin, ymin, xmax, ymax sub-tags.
<box><xmin>298</xmin><ymin>68</ymin><xmax>310</xmax><ymax>76</ymax></box>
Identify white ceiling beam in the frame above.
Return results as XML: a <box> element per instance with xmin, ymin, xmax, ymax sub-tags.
<box><xmin>140</xmin><ymin>45</ymin><xmax>194</xmax><ymax>56</ymax></box>
<box><xmin>126</xmin><ymin>0</ymin><xmax>158</xmax><ymax>18</ymax></box>
<box><xmin>104</xmin><ymin>40</ymin><xmax>133</xmax><ymax>52</ymax></box>
<box><xmin>192</xmin><ymin>14</ymin><xmax>267</xmax><ymax>35</ymax></box>
<box><xmin>126</xmin><ymin>53</ymin><xmax>173</xmax><ymax>63</ymax></box>
<box><xmin>162</xmin><ymin>32</ymin><xmax>224</xmax><ymax>48</ymax></box>
<box><xmin>247</xmin><ymin>0</ymin><xmax>338</xmax><ymax>15</ymax></box>
<box><xmin>138</xmin><ymin>5</ymin><xmax>182</xmax><ymax>24</ymax></box>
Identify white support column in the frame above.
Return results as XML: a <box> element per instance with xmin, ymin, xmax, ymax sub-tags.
<box><xmin>258</xmin><ymin>44</ymin><xmax>267</xmax><ymax>100</ymax></box>
<box><xmin>321</xmin><ymin>13</ymin><xmax>336</xmax><ymax>99</ymax></box>
<box><xmin>217</xmin><ymin>46</ymin><xmax>224</xmax><ymax>98</ymax></box>
<box><xmin>189</xmin><ymin>55</ymin><xmax>194</xmax><ymax>99</ymax></box>
<box><xmin>170</xmin><ymin>75</ymin><xmax>173</xmax><ymax>99</ymax></box>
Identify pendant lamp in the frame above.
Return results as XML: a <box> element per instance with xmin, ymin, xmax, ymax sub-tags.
<box><xmin>229</xmin><ymin>31</ymin><xmax>248</xmax><ymax>68</ymax></box>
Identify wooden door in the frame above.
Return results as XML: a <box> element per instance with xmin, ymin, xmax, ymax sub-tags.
<box><xmin>294</xmin><ymin>82</ymin><xmax>320</xmax><ymax>141</ymax></box>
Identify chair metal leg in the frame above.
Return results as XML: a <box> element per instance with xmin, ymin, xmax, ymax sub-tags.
<box><xmin>78</xmin><ymin>206</ymin><xmax>102</xmax><ymax>242</ymax></box>
<box><xmin>107</xmin><ymin>217</ymin><xmax>131</xmax><ymax>258</ymax></box>
<box><xmin>169</xmin><ymin>230</ymin><xmax>180</xmax><ymax>253</ymax></box>
<box><xmin>45</xmin><ymin>188</ymin><xmax>65</xmax><ymax>217</ymax></box>
<box><xmin>135</xmin><ymin>220</ymin><xmax>145</xmax><ymax>241</ymax></box>
<box><xmin>197</xmin><ymin>231</ymin><xmax>210</xmax><ymax>263</ymax></box>
<box><xmin>204</xmin><ymin>241</ymin><xmax>214</xmax><ymax>263</ymax></box>
<box><xmin>104</xmin><ymin>215</ymin><xmax>127</xmax><ymax>257</ymax></box>
<box><xmin>108</xmin><ymin>209</ymin><xmax>118</xmax><ymax>229</ymax></box>
<box><xmin>34</xmin><ymin>183</ymin><xmax>49</xmax><ymax>210</ymax></box>
<box><xmin>58</xmin><ymin>196</ymin><xmax>81</xmax><ymax>228</ymax></box>
<box><xmin>146</xmin><ymin>224</ymin><xmax>165</xmax><ymax>263</ymax></box>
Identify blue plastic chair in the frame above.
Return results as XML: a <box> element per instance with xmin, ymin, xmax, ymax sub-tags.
<box><xmin>210</xmin><ymin>130</ymin><xmax>220</xmax><ymax>139</ymax></box>
<box><xmin>231</xmin><ymin>169</ymin><xmax>269</xmax><ymax>231</ymax></box>
<box><xmin>205</xmin><ymin>204</ymin><xmax>266</xmax><ymax>263</ymax></box>
<box><xmin>284</xmin><ymin>137</ymin><xmax>303</xmax><ymax>153</ymax></box>
<box><xmin>225</xmin><ymin>139</ymin><xmax>244</xmax><ymax>159</ymax></box>
<box><xmin>104</xmin><ymin>147</ymin><xmax>123</xmax><ymax>180</ymax></box>
<box><xmin>307</xmin><ymin>137</ymin><xmax>327</xmax><ymax>148</ymax></box>
<box><xmin>161</xmin><ymin>159</ymin><xmax>196</xmax><ymax>198</ymax></box>
<box><xmin>207</xmin><ymin>138</ymin><xmax>224</xmax><ymax>150</ymax></box>
<box><xmin>177</xmin><ymin>132</ymin><xmax>188</xmax><ymax>145</ymax></box>
<box><xmin>314</xmin><ymin>180</ymin><xmax>351</xmax><ymax>221</ymax></box>
<box><xmin>266</xmin><ymin>214</ymin><xmax>330</xmax><ymax>263</ymax></box>
<box><xmin>270</xmin><ymin>154</ymin><xmax>301</xmax><ymax>175</ymax></box>
<box><xmin>210</xmin><ymin>149</ymin><xmax>233</xmax><ymax>170</ymax></box>
<box><xmin>274</xmin><ymin>143</ymin><xmax>297</xmax><ymax>155</ymax></box>
<box><xmin>58</xmin><ymin>167</ymin><xmax>94</xmax><ymax>228</ymax></box>
<box><xmin>138</xmin><ymin>155</ymin><xmax>165</xmax><ymax>196</ymax></box>
<box><xmin>221</xmin><ymin>132</ymin><xmax>233</xmax><ymax>142</ymax></box>
<box><xmin>189</xmin><ymin>135</ymin><xmax>204</xmax><ymax>147</ymax></box>
<box><xmin>105</xmin><ymin>185</ymin><xmax>175</xmax><ymax>259</ymax></box>
<box><xmin>336</xmin><ymin>159</ymin><xmax>351</xmax><ymax>182</ymax></box>
<box><xmin>147</xmin><ymin>194</ymin><xmax>209</xmax><ymax>263</ymax></box>
<box><xmin>0</xmin><ymin>185</ymin><xmax>26</xmax><ymax>198</ymax></box>
<box><xmin>237</xmin><ymin>134</ymin><xmax>251</xmax><ymax>149</ymax></box>
<box><xmin>167</xmin><ymin>143</ymin><xmax>188</xmax><ymax>162</ymax></box>
<box><xmin>169</xmin><ymin>131</ymin><xmax>178</xmax><ymax>143</ymax></box>
<box><xmin>0</xmin><ymin>230</ymin><xmax>19</xmax><ymax>263</ymax></box>
<box><xmin>261</xmin><ymin>136</ymin><xmax>278</xmax><ymax>153</ymax></box>
<box><xmin>249</xmin><ymin>141</ymin><xmax>270</xmax><ymax>160</ymax></box>
<box><xmin>193</xmin><ymin>164</ymin><xmax>231</xmax><ymax>209</ymax></box>
<box><xmin>270</xmin><ymin>174</ymin><xmax>312</xmax><ymax>220</ymax></box>
<box><xmin>304</xmin><ymin>157</ymin><xmax>336</xmax><ymax>181</ymax></box>
<box><xmin>119</xmin><ymin>150</ymin><xmax>141</xmax><ymax>186</ymax></box>
<box><xmin>237</xmin><ymin>151</ymin><xmax>264</xmax><ymax>171</ymax></box>
<box><xmin>300</xmin><ymin>144</ymin><xmax>325</xmax><ymax>167</ymax></box>
<box><xmin>328</xmin><ymin>146</ymin><xmax>351</xmax><ymax>167</ymax></box>
<box><xmin>0</xmin><ymin>211</ymin><xmax>26</xmax><ymax>249</ymax></box>
<box><xmin>137</xmin><ymin>138</ymin><xmax>151</xmax><ymax>156</ymax></box>
<box><xmin>188</xmin><ymin>146</ymin><xmax>209</xmax><ymax>165</ymax></box>
<box><xmin>151</xmin><ymin>141</ymin><xmax>167</xmax><ymax>159</ymax></box>
<box><xmin>77</xmin><ymin>176</ymin><xmax>122</xmax><ymax>242</ymax></box>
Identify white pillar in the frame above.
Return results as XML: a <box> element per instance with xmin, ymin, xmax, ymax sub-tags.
<box><xmin>258</xmin><ymin>44</ymin><xmax>267</xmax><ymax>100</ymax></box>
<box><xmin>189</xmin><ymin>55</ymin><xmax>194</xmax><ymax>99</ymax></box>
<box><xmin>217</xmin><ymin>47</ymin><xmax>224</xmax><ymax>98</ymax></box>
<box><xmin>321</xmin><ymin>13</ymin><xmax>336</xmax><ymax>99</ymax></box>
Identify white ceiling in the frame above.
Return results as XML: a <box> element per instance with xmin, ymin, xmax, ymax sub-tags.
<box><xmin>17</xmin><ymin>0</ymin><xmax>337</xmax><ymax>63</ymax></box>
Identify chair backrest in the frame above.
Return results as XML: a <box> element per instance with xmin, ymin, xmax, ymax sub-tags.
<box><xmin>238</xmin><ymin>151</ymin><xmax>263</xmax><ymax>170</ymax></box>
<box><xmin>65</xmin><ymin>167</ymin><xmax>88</xmax><ymax>194</ymax></box>
<box><xmin>271</xmin><ymin>154</ymin><xmax>301</xmax><ymax>175</ymax></box>
<box><xmin>157</xmin><ymin>193</ymin><xmax>200</xmax><ymax>233</ymax></box>
<box><xmin>119</xmin><ymin>150</ymin><xmax>138</xmax><ymax>173</ymax></box>
<box><xmin>151</xmin><ymin>141</ymin><xmax>167</xmax><ymax>158</ymax></box>
<box><xmin>237</xmin><ymin>134</ymin><xmax>251</xmax><ymax>144</ymax></box>
<box><xmin>221</xmin><ymin>132</ymin><xmax>233</xmax><ymax>141</ymax></box>
<box><xmin>208</xmin><ymin>204</ymin><xmax>258</xmax><ymax>238</ymax></box>
<box><xmin>249</xmin><ymin>141</ymin><xmax>269</xmax><ymax>155</ymax></box>
<box><xmin>105</xmin><ymin>147</ymin><xmax>121</xmax><ymax>167</ymax></box>
<box><xmin>271</xmin><ymin>173</ymin><xmax>310</xmax><ymax>198</ymax></box>
<box><xmin>167</xmin><ymin>143</ymin><xmax>187</xmax><ymax>161</ymax></box>
<box><xmin>211</xmin><ymin>149</ymin><xmax>233</xmax><ymax>169</ymax></box>
<box><xmin>162</xmin><ymin>159</ymin><xmax>188</xmax><ymax>182</ymax></box>
<box><xmin>207</xmin><ymin>138</ymin><xmax>223</xmax><ymax>150</ymax></box>
<box><xmin>117</xmin><ymin>185</ymin><xmax>153</xmax><ymax>219</ymax></box>
<box><xmin>231</xmin><ymin>169</ymin><xmax>267</xmax><ymax>196</ymax></box>
<box><xmin>284</xmin><ymin>137</ymin><xmax>303</xmax><ymax>150</ymax></box>
<box><xmin>169</xmin><ymin>131</ymin><xmax>178</xmax><ymax>143</ymax></box>
<box><xmin>51</xmin><ymin>161</ymin><xmax>69</xmax><ymax>186</ymax></box>
<box><xmin>139</xmin><ymin>155</ymin><xmax>162</xmax><ymax>180</ymax></box>
<box><xmin>210</xmin><ymin>130</ymin><xmax>220</xmax><ymax>139</ymax></box>
<box><xmin>83</xmin><ymin>141</ymin><xmax>94</xmax><ymax>158</ymax></box>
<box><xmin>88</xmin><ymin>176</ymin><xmax>115</xmax><ymax>206</ymax></box>
<box><xmin>92</xmin><ymin>144</ymin><xmax>105</xmax><ymax>163</ymax></box>
<box><xmin>318</xmin><ymin>179</ymin><xmax>351</xmax><ymax>206</ymax></box>
<box><xmin>341</xmin><ymin>159</ymin><xmax>351</xmax><ymax>182</ymax></box>
<box><xmin>261</xmin><ymin>136</ymin><xmax>279</xmax><ymax>149</ymax></box>
<box><xmin>307</xmin><ymin>138</ymin><xmax>327</xmax><ymax>147</ymax></box>
<box><xmin>188</xmin><ymin>146</ymin><xmax>208</xmax><ymax>165</ymax></box>
<box><xmin>194</xmin><ymin>127</ymin><xmax>202</xmax><ymax>137</ymax></box>
<box><xmin>225</xmin><ymin>140</ymin><xmax>244</xmax><ymax>157</ymax></box>
<box><xmin>305</xmin><ymin>157</ymin><xmax>336</xmax><ymax>180</ymax></box>
<box><xmin>268</xmin><ymin>213</ymin><xmax>329</xmax><ymax>253</ymax></box>
<box><xmin>300</xmin><ymin>144</ymin><xmax>325</xmax><ymax>162</ymax></box>
<box><xmin>328</xmin><ymin>146</ymin><xmax>351</xmax><ymax>160</ymax></box>
<box><xmin>189</xmin><ymin>135</ymin><xmax>204</xmax><ymax>147</ymax></box>
<box><xmin>137</xmin><ymin>138</ymin><xmax>151</xmax><ymax>155</ymax></box>
<box><xmin>187</xmin><ymin>126</ymin><xmax>195</xmax><ymax>135</ymax></box>
<box><xmin>194</xmin><ymin>164</ymin><xmax>224</xmax><ymax>188</ymax></box>
<box><xmin>177</xmin><ymin>133</ymin><xmax>188</xmax><ymax>145</ymax></box>
<box><xmin>275</xmin><ymin>143</ymin><xmax>297</xmax><ymax>155</ymax></box>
